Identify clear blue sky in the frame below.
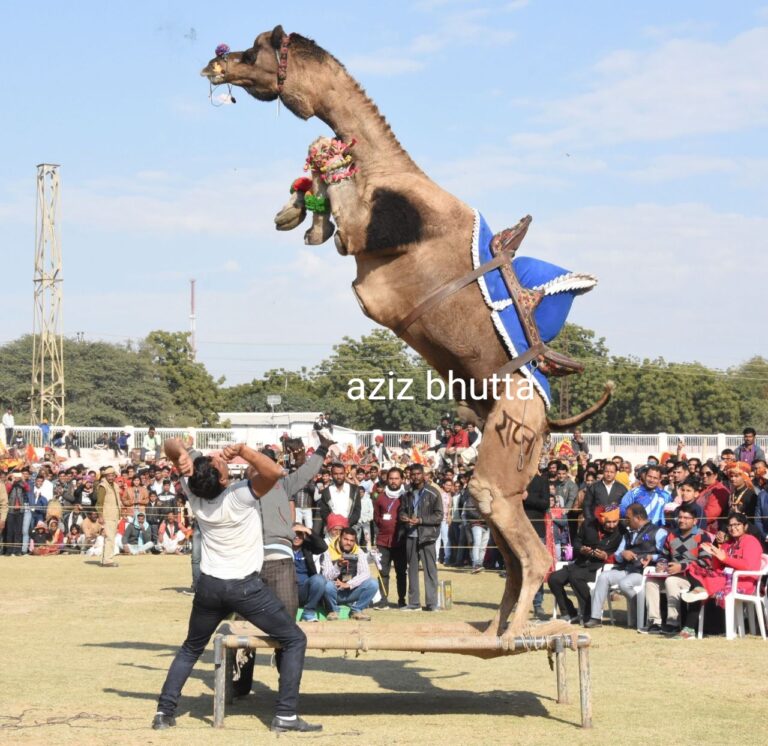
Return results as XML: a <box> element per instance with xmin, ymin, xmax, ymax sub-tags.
<box><xmin>1</xmin><ymin>1</ymin><xmax>766</xmax><ymax>384</ymax></box>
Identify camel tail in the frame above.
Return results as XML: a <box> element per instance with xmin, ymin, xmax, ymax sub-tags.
<box><xmin>547</xmin><ymin>381</ymin><xmax>615</xmax><ymax>430</ymax></box>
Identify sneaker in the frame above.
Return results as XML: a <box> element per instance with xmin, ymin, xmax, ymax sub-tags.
<box><xmin>350</xmin><ymin>611</ymin><xmax>371</xmax><ymax>621</ymax></box>
<box><xmin>583</xmin><ymin>618</ymin><xmax>602</xmax><ymax>629</ymax></box>
<box><xmin>471</xmin><ymin>566</ymin><xmax>485</xmax><ymax>574</ymax></box>
<box><xmin>674</xmin><ymin>627</ymin><xmax>697</xmax><ymax>640</ymax></box>
<box><xmin>325</xmin><ymin>612</ymin><xmax>339</xmax><ymax>621</ymax></box>
<box><xmin>661</xmin><ymin>623</ymin><xmax>680</xmax><ymax>636</ymax></box>
<box><xmin>565</xmin><ymin>614</ymin><xmax>582</xmax><ymax>624</ymax></box>
<box><xmin>151</xmin><ymin>713</ymin><xmax>176</xmax><ymax>730</ymax></box>
<box><xmin>270</xmin><ymin>715</ymin><xmax>323</xmax><ymax>733</ymax></box>
<box><xmin>638</xmin><ymin>623</ymin><xmax>663</xmax><ymax>635</ymax></box>
<box><xmin>400</xmin><ymin>604</ymin><xmax>422</xmax><ymax>612</ymax></box>
<box><xmin>300</xmin><ymin>614</ymin><xmax>319</xmax><ymax>622</ymax></box>
<box><xmin>423</xmin><ymin>605</ymin><xmax>440</xmax><ymax>612</ymax></box>
<box><xmin>681</xmin><ymin>587</ymin><xmax>709</xmax><ymax>603</ymax></box>
<box><xmin>532</xmin><ymin>606</ymin><xmax>548</xmax><ymax>621</ymax></box>
<box><xmin>372</xmin><ymin>601</ymin><xmax>389</xmax><ymax>610</ymax></box>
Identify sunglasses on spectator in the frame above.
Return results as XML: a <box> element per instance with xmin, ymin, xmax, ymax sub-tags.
<box><xmin>701</xmin><ymin>471</ymin><xmax>714</xmax><ymax>476</ymax></box>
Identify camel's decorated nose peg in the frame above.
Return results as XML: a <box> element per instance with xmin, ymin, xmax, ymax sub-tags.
<box><xmin>215</xmin><ymin>43</ymin><xmax>230</xmax><ymax>58</ymax></box>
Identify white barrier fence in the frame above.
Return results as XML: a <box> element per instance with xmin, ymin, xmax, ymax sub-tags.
<box><xmin>4</xmin><ymin>425</ymin><xmax>765</xmax><ymax>464</ymax></box>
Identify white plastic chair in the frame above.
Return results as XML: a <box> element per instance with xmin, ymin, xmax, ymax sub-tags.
<box><xmin>697</xmin><ymin>554</ymin><xmax>768</xmax><ymax>640</ymax></box>
<box><xmin>603</xmin><ymin>565</ymin><xmax>646</xmax><ymax>627</ymax></box>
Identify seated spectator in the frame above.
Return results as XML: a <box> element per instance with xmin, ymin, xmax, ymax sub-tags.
<box><xmin>81</xmin><ymin>508</ymin><xmax>103</xmax><ymax>548</ymax></box>
<box><xmin>140</xmin><ymin>426</ymin><xmax>162</xmax><ymax>463</ymax></box>
<box><xmin>51</xmin><ymin>429</ymin><xmax>65</xmax><ymax>448</ymax></box>
<box><xmin>94</xmin><ymin>433</ymin><xmax>109</xmax><ymax>450</ymax></box>
<box><xmin>30</xmin><ymin>518</ymin><xmax>63</xmax><ymax>555</ymax></box>
<box><xmin>548</xmin><ymin>504</ymin><xmax>623</xmax><ymax>623</ymax></box>
<box><xmin>585</xmin><ymin>503</ymin><xmax>667</xmax><ymax>628</ymax></box>
<box><xmin>321</xmin><ymin>523</ymin><xmax>378</xmax><ymax>621</ymax></box>
<box><xmin>678</xmin><ymin>511</ymin><xmax>764</xmax><ymax>639</ymax></box>
<box><xmin>438</xmin><ymin>421</ymin><xmax>469</xmax><ymax>469</ymax></box>
<box><xmin>62</xmin><ymin>523</ymin><xmax>84</xmax><ymax>554</ymax></box>
<box><xmin>619</xmin><ymin>465</ymin><xmax>670</xmax><ymax>525</ymax></box>
<box><xmin>12</xmin><ymin>431</ymin><xmax>25</xmax><ymax>449</ymax></box>
<box><xmin>641</xmin><ymin>504</ymin><xmax>707</xmax><ymax>635</ymax></box>
<box><xmin>292</xmin><ymin>524</ymin><xmax>328</xmax><ymax>622</ymax></box>
<box><xmin>158</xmin><ymin>513</ymin><xmax>188</xmax><ymax>554</ymax></box>
<box><xmin>62</xmin><ymin>503</ymin><xmax>84</xmax><ymax>534</ymax></box>
<box><xmin>120</xmin><ymin>512</ymin><xmax>155</xmax><ymax>555</ymax></box>
<box><xmin>107</xmin><ymin>432</ymin><xmax>120</xmax><ymax>457</ymax></box>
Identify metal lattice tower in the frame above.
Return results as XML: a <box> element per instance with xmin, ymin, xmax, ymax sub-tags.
<box><xmin>31</xmin><ymin>163</ymin><xmax>65</xmax><ymax>426</ymax></box>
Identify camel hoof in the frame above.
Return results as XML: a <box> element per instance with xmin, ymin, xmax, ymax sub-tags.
<box><xmin>304</xmin><ymin>219</ymin><xmax>335</xmax><ymax>245</ymax></box>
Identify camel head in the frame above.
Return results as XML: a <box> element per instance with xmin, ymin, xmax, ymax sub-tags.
<box><xmin>200</xmin><ymin>26</ymin><xmax>325</xmax><ymax>119</ymax></box>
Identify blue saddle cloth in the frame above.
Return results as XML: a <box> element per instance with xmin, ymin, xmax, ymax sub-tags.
<box><xmin>471</xmin><ymin>211</ymin><xmax>597</xmax><ymax>407</ymax></box>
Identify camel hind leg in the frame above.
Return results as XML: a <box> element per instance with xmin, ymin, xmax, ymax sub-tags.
<box><xmin>468</xmin><ymin>389</ymin><xmax>552</xmax><ymax>637</ymax></box>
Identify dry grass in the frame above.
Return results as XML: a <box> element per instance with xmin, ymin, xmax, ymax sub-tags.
<box><xmin>1</xmin><ymin>555</ymin><xmax>766</xmax><ymax>745</ymax></box>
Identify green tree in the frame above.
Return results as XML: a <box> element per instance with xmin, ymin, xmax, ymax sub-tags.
<box><xmin>0</xmin><ymin>335</ymin><xmax>173</xmax><ymax>425</ymax></box>
<box><xmin>144</xmin><ymin>331</ymin><xmax>221</xmax><ymax>426</ymax></box>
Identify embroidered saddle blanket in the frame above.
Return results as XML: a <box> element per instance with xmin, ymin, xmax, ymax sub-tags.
<box><xmin>471</xmin><ymin>210</ymin><xmax>597</xmax><ymax>407</ymax></box>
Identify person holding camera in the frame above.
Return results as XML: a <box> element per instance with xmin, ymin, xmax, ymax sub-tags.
<box><xmin>320</xmin><ymin>518</ymin><xmax>378</xmax><ymax>620</ymax></box>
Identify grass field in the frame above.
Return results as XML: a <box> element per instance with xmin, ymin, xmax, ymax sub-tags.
<box><xmin>1</xmin><ymin>555</ymin><xmax>766</xmax><ymax>745</ymax></box>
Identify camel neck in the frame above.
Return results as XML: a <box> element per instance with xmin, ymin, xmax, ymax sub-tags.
<box><xmin>310</xmin><ymin>67</ymin><xmax>421</xmax><ymax>174</ymax></box>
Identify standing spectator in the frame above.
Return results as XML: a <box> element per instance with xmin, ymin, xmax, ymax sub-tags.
<box><xmin>465</xmin><ymin>493</ymin><xmax>490</xmax><ymax>574</ymax></box>
<box><xmin>141</xmin><ymin>427</ymin><xmax>162</xmax><ymax>462</ymax></box>
<box><xmin>398</xmin><ymin>463</ymin><xmax>442</xmax><ymax>612</ymax></box>
<box><xmin>523</xmin><ymin>472</ymin><xmax>550</xmax><ymax>618</ymax></box>
<box><xmin>366</xmin><ymin>434</ymin><xmax>391</xmax><ymax>466</ymax></box>
<box><xmin>697</xmin><ymin>461</ymin><xmax>729</xmax><ymax>534</ymax></box>
<box><xmin>619</xmin><ymin>466</ymin><xmax>671</xmax><ymax>526</ymax></box>
<box><xmin>317</xmin><ymin>462</ymin><xmax>362</xmax><ymax>535</ymax></box>
<box><xmin>724</xmin><ymin>462</ymin><xmax>757</xmax><ymax>523</ymax></box>
<box><xmin>30</xmin><ymin>476</ymin><xmax>50</xmax><ymax>526</ymax></box>
<box><xmin>65</xmin><ymin>431</ymin><xmax>81</xmax><ymax>458</ymax></box>
<box><xmin>734</xmin><ymin>427</ymin><xmax>765</xmax><ymax>466</ymax></box>
<box><xmin>117</xmin><ymin>431</ymin><xmax>131</xmax><ymax>456</ymax></box>
<box><xmin>3</xmin><ymin>474</ymin><xmax>27</xmax><ymax>555</ymax></box>
<box><xmin>571</xmin><ymin>428</ymin><xmax>590</xmax><ymax>457</ymax></box>
<box><xmin>95</xmin><ymin>466</ymin><xmax>120</xmax><ymax>568</ymax></box>
<box><xmin>2</xmin><ymin>407</ymin><xmax>14</xmax><ymax>447</ymax></box>
<box><xmin>431</xmin><ymin>416</ymin><xmax>452</xmax><ymax>453</ymax></box>
<box><xmin>553</xmin><ymin>461</ymin><xmax>578</xmax><ymax>509</ymax></box>
<box><xmin>373</xmin><ymin>467</ymin><xmax>407</xmax><ymax>609</ymax></box>
<box><xmin>435</xmin><ymin>478</ymin><xmax>454</xmax><ymax>565</ymax></box>
<box><xmin>582</xmin><ymin>462</ymin><xmax>627</xmax><ymax>522</ymax></box>
<box><xmin>39</xmin><ymin>418</ymin><xmax>50</xmax><ymax>446</ymax></box>
<box><xmin>0</xmin><ymin>474</ymin><xmax>7</xmax><ymax>547</ymax></box>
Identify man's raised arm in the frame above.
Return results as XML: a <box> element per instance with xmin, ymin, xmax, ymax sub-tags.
<box><xmin>223</xmin><ymin>444</ymin><xmax>284</xmax><ymax>497</ymax></box>
<box><xmin>164</xmin><ymin>438</ymin><xmax>194</xmax><ymax>476</ymax></box>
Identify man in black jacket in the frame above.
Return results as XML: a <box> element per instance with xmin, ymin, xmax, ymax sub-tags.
<box><xmin>523</xmin><ymin>472</ymin><xmax>550</xmax><ymax>618</ymax></box>
<box><xmin>316</xmin><ymin>463</ymin><xmax>362</xmax><ymax>535</ymax></box>
<box><xmin>398</xmin><ymin>463</ymin><xmax>443</xmax><ymax>611</ymax></box>
<box><xmin>292</xmin><ymin>526</ymin><xmax>328</xmax><ymax>622</ymax></box>
<box><xmin>581</xmin><ymin>462</ymin><xmax>627</xmax><ymax>522</ymax></box>
<box><xmin>547</xmin><ymin>504</ymin><xmax>623</xmax><ymax>622</ymax></box>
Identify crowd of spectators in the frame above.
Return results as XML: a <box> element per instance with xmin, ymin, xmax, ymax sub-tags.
<box><xmin>2</xmin><ymin>413</ymin><xmax>766</xmax><ymax>639</ymax></box>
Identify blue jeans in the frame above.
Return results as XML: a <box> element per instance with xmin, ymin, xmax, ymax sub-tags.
<box><xmin>190</xmin><ymin>525</ymin><xmax>201</xmax><ymax>589</ymax></box>
<box><xmin>436</xmin><ymin>521</ymin><xmax>451</xmax><ymax>564</ymax></box>
<box><xmin>324</xmin><ymin>578</ymin><xmax>378</xmax><ymax>613</ymax></box>
<box><xmin>471</xmin><ymin>524</ymin><xmax>489</xmax><ymax>568</ymax></box>
<box><xmin>298</xmin><ymin>575</ymin><xmax>326</xmax><ymax>619</ymax></box>
<box><xmin>157</xmin><ymin>571</ymin><xmax>306</xmax><ymax>718</ymax></box>
<box><xmin>22</xmin><ymin>509</ymin><xmax>32</xmax><ymax>554</ymax></box>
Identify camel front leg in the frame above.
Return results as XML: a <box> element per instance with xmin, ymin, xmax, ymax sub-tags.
<box><xmin>304</xmin><ymin>171</ymin><xmax>336</xmax><ymax>245</ymax></box>
<box><xmin>469</xmin><ymin>388</ymin><xmax>552</xmax><ymax>637</ymax></box>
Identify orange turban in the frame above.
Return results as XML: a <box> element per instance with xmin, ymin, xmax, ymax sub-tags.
<box><xmin>726</xmin><ymin>461</ymin><xmax>753</xmax><ymax>491</ymax></box>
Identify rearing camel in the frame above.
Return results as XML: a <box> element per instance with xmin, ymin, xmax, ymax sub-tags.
<box><xmin>201</xmin><ymin>27</ymin><xmax>611</xmax><ymax>636</ymax></box>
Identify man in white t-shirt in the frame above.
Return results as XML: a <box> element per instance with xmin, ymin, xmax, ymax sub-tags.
<box><xmin>153</xmin><ymin>439</ymin><xmax>322</xmax><ymax>734</ymax></box>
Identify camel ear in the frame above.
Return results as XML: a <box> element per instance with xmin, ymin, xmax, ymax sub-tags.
<box><xmin>270</xmin><ymin>25</ymin><xmax>285</xmax><ymax>49</ymax></box>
